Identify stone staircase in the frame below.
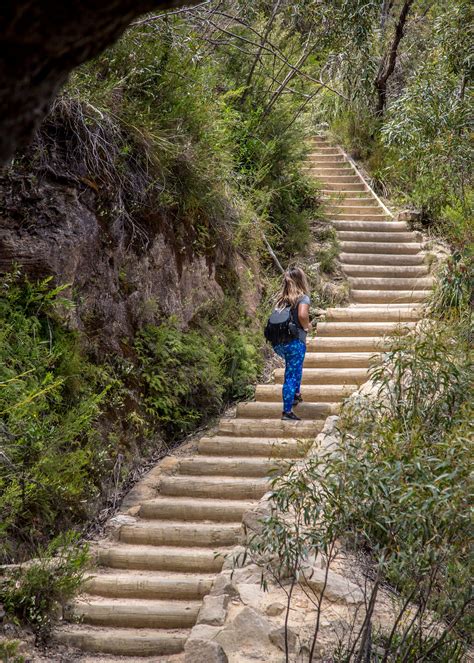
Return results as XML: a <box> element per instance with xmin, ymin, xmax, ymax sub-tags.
<box><xmin>54</xmin><ymin>134</ymin><xmax>431</xmax><ymax>659</ymax></box>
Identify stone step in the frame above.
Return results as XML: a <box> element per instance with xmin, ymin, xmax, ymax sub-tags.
<box><xmin>317</xmin><ymin>175</ymin><xmax>362</xmax><ymax>184</ymax></box>
<box><xmin>321</xmin><ymin>191</ymin><xmax>373</xmax><ymax>198</ymax></box>
<box><xmin>320</xmin><ymin>182</ymin><xmax>368</xmax><ymax>191</ymax></box>
<box><xmin>326</xmin><ymin>197</ymin><xmax>381</xmax><ymax>206</ymax></box>
<box><xmin>337</xmin><ymin>231</ymin><xmax>415</xmax><ymax>242</ymax></box>
<box><xmin>307</xmin><ymin>166</ymin><xmax>353</xmax><ymax>175</ymax></box>
<box><xmin>255</xmin><ymin>384</ymin><xmax>355</xmax><ymax>402</ymax></box>
<box><xmin>274</xmin><ymin>367</ymin><xmax>369</xmax><ymax>385</ymax></box>
<box><xmin>97</xmin><ymin>545</ymin><xmax>226</xmax><ymax>573</ymax></box>
<box><xmin>218</xmin><ymin>418</ymin><xmax>323</xmax><ymax>438</ymax></box>
<box><xmin>178</xmin><ymin>455</ymin><xmax>288</xmax><ymax>477</ymax></box>
<box><xmin>342</xmin><ymin>264</ymin><xmax>428</xmax><ymax>277</ymax></box>
<box><xmin>54</xmin><ymin>626</ymin><xmax>188</xmax><ymax>656</ymax></box>
<box><xmin>325</xmin><ymin>306</ymin><xmax>423</xmax><ymax>322</ymax></box>
<box><xmin>303</xmin><ymin>352</ymin><xmax>377</xmax><ymax>368</ymax></box>
<box><xmin>69</xmin><ymin>598</ymin><xmax>200</xmax><ymax>629</ymax></box>
<box><xmin>307</xmin><ymin>147</ymin><xmax>340</xmax><ymax>154</ymax></box>
<box><xmin>340</xmin><ymin>252</ymin><xmax>425</xmax><ymax>266</ymax></box>
<box><xmin>308</xmin><ymin>156</ymin><xmax>342</xmax><ymax>163</ymax></box>
<box><xmin>340</xmin><ymin>241</ymin><xmax>422</xmax><ymax>254</ymax></box>
<box><xmin>326</xmin><ymin>205</ymin><xmax>383</xmax><ymax>215</ymax></box>
<box><xmin>331</xmin><ymin>213</ymin><xmax>392</xmax><ymax>222</ymax></box>
<box><xmin>315</xmin><ymin>321</ymin><xmax>416</xmax><ymax>337</ymax></box>
<box><xmin>348</xmin><ymin>277</ymin><xmax>434</xmax><ymax>290</ymax></box>
<box><xmin>332</xmin><ymin>220</ymin><xmax>407</xmax><ymax>231</ymax></box>
<box><xmin>119</xmin><ymin>521</ymin><xmax>241</xmax><ymax>547</ymax></box>
<box><xmin>198</xmin><ymin>436</ymin><xmax>306</xmax><ymax>458</ymax></box>
<box><xmin>351</xmin><ymin>290</ymin><xmax>431</xmax><ymax>304</ymax></box>
<box><xmin>236</xmin><ymin>401</ymin><xmax>337</xmax><ymax>420</ymax></box>
<box><xmin>85</xmin><ymin>572</ymin><xmax>214</xmax><ymax>600</ymax></box>
<box><xmin>307</xmin><ymin>153</ymin><xmax>344</xmax><ymax>161</ymax></box>
<box><xmin>139</xmin><ymin>496</ymin><xmax>256</xmax><ymax>521</ymax></box>
<box><xmin>306</xmin><ymin>338</ymin><xmax>391</xmax><ymax>354</ymax></box>
<box><xmin>159</xmin><ymin>475</ymin><xmax>269</xmax><ymax>500</ymax></box>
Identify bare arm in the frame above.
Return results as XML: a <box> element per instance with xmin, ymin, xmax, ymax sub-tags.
<box><xmin>298</xmin><ymin>303</ymin><xmax>312</xmax><ymax>332</ymax></box>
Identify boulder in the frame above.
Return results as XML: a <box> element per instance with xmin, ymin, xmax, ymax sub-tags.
<box><xmin>300</xmin><ymin>567</ymin><xmax>364</xmax><ymax>605</ymax></box>
<box><xmin>265</xmin><ymin>601</ymin><xmax>286</xmax><ymax>616</ymax></box>
<box><xmin>197</xmin><ymin>595</ymin><xmax>229</xmax><ymax>626</ymax></box>
<box><xmin>185</xmin><ymin>638</ymin><xmax>228</xmax><ymax>663</ymax></box>
<box><xmin>269</xmin><ymin>625</ymin><xmax>298</xmax><ymax>652</ymax></box>
<box><xmin>216</xmin><ymin>606</ymin><xmax>272</xmax><ymax>652</ymax></box>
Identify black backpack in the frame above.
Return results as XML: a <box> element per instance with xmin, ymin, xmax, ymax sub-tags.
<box><xmin>264</xmin><ymin>305</ymin><xmax>299</xmax><ymax>346</ymax></box>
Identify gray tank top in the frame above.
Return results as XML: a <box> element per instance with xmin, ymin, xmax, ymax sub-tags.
<box><xmin>295</xmin><ymin>294</ymin><xmax>311</xmax><ymax>342</ymax></box>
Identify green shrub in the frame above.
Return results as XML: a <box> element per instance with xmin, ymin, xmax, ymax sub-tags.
<box><xmin>429</xmin><ymin>252</ymin><xmax>473</xmax><ymax>318</ymax></box>
<box><xmin>0</xmin><ymin>640</ymin><xmax>24</xmax><ymax>663</ymax></box>
<box><xmin>135</xmin><ymin>308</ymin><xmax>263</xmax><ymax>439</ymax></box>
<box><xmin>135</xmin><ymin>321</ymin><xmax>225</xmax><ymax>439</ymax></box>
<box><xmin>0</xmin><ymin>269</ymin><xmax>265</xmax><ymax>559</ymax></box>
<box><xmin>1</xmin><ymin>532</ymin><xmax>89</xmax><ymax>644</ymax></box>
<box><xmin>0</xmin><ymin>271</ymin><xmax>109</xmax><ymax>562</ymax></box>
<box><xmin>244</xmin><ymin>313</ymin><xmax>473</xmax><ymax>659</ymax></box>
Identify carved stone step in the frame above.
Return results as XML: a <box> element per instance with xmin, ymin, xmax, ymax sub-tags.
<box><xmin>256</xmin><ymin>384</ymin><xmax>355</xmax><ymax>402</ymax></box>
<box><xmin>159</xmin><ymin>475</ymin><xmax>269</xmax><ymax>500</ymax></box>
<box><xmin>178</xmin><ymin>455</ymin><xmax>289</xmax><ymax>477</ymax></box>
<box><xmin>54</xmin><ymin>626</ymin><xmax>189</xmax><ymax>656</ymax></box>
<box><xmin>273</xmin><ymin>367</ymin><xmax>369</xmax><ymax>385</ymax></box>
<box><xmin>236</xmin><ymin>401</ymin><xmax>338</xmax><ymax>420</ymax></box>
<box><xmin>119</xmin><ymin>521</ymin><xmax>241</xmax><ymax>547</ymax></box>
<box><xmin>97</xmin><ymin>545</ymin><xmax>227</xmax><ymax>573</ymax></box>
<box><xmin>218</xmin><ymin>418</ymin><xmax>323</xmax><ymax>438</ymax></box>
<box><xmin>340</xmin><ymin>241</ymin><xmax>422</xmax><ymax>254</ymax></box>
<box><xmin>315</xmin><ymin>321</ymin><xmax>416</xmax><ymax>337</ymax></box>
<box><xmin>85</xmin><ymin>572</ymin><xmax>214</xmax><ymax>600</ymax></box>
<box><xmin>198</xmin><ymin>436</ymin><xmax>306</xmax><ymax>458</ymax></box>
<box><xmin>348</xmin><ymin>277</ymin><xmax>433</xmax><ymax>290</ymax></box>
<box><xmin>302</xmin><ymin>352</ymin><xmax>378</xmax><ymax>368</ymax></box>
<box><xmin>351</xmin><ymin>289</ymin><xmax>431</xmax><ymax>304</ymax></box>
<box><xmin>306</xmin><ymin>338</ymin><xmax>391</xmax><ymax>353</ymax></box>
<box><xmin>139</xmin><ymin>496</ymin><xmax>256</xmax><ymax>521</ymax></box>
<box><xmin>341</xmin><ymin>264</ymin><xmax>428</xmax><ymax>277</ymax></box>
<box><xmin>68</xmin><ymin>598</ymin><xmax>200</xmax><ymax>629</ymax></box>
<box><xmin>324</xmin><ymin>306</ymin><xmax>423</xmax><ymax>322</ymax></box>
<box><xmin>340</xmin><ymin>252</ymin><xmax>425</xmax><ymax>266</ymax></box>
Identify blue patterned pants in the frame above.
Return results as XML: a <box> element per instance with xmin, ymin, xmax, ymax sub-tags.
<box><xmin>273</xmin><ymin>339</ymin><xmax>306</xmax><ymax>413</ymax></box>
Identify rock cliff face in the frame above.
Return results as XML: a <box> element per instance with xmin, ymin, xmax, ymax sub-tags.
<box><xmin>0</xmin><ymin>0</ymin><xmax>201</xmax><ymax>163</ymax></box>
<box><xmin>0</xmin><ymin>156</ymin><xmax>259</xmax><ymax>356</ymax></box>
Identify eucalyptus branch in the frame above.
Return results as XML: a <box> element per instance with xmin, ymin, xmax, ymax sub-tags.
<box><xmin>131</xmin><ymin>0</ymin><xmax>212</xmax><ymax>26</ymax></box>
<box><xmin>240</xmin><ymin>0</ymin><xmax>283</xmax><ymax>106</ymax></box>
<box><xmin>197</xmin><ymin>15</ymin><xmax>348</xmax><ymax>101</ymax></box>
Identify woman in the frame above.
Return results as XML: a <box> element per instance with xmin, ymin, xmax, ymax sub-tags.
<box><xmin>273</xmin><ymin>266</ymin><xmax>312</xmax><ymax>421</ymax></box>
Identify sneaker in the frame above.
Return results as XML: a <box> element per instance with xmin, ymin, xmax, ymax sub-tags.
<box><xmin>293</xmin><ymin>393</ymin><xmax>303</xmax><ymax>407</ymax></box>
<box><xmin>281</xmin><ymin>410</ymin><xmax>301</xmax><ymax>421</ymax></box>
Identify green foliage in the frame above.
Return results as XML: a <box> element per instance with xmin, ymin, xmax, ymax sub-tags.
<box><xmin>245</xmin><ymin>313</ymin><xmax>473</xmax><ymax>659</ymax></box>
<box><xmin>0</xmin><ymin>640</ymin><xmax>24</xmax><ymax>663</ymax></box>
<box><xmin>135</xmin><ymin>321</ymin><xmax>225</xmax><ymax>438</ymax></box>
<box><xmin>135</xmin><ymin>303</ymin><xmax>263</xmax><ymax>440</ymax></box>
<box><xmin>430</xmin><ymin>252</ymin><xmax>473</xmax><ymax>317</ymax></box>
<box><xmin>313</xmin><ymin>224</ymin><xmax>340</xmax><ymax>274</ymax></box>
<box><xmin>381</xmin><ymin>56</ymin><xmax>472</xmax><ymax>226</ymax></box>
<box><xmin>336</xmin><ymin>319</ymin><xmax>473</xmax><ymax>641</ymax></box>
<box><xmin>229</xmin><ymin>102</ymin><xmax>319</xmax><ymax>257</ymax></box>
<box><xmin>0</xmin><ymin>532</ymin><xmax>89</xmax><ymax>644</ymax></box>
<box><xmin>65</xmin><ymin>11</ymin><xmax>321</xmax><ymax>264</ymax></box>
<box><xmin>1</xmin><ymin>270</ymin><xmax>265</xmax><ymax>559</ymax></box>
<box><xmin>319</xmin><ymin>0</ymin><xmax>472</xmax><ymax>248</ymax></box>
<box><xmin>0</xmin><ymin>271</ymin><xmax>109</xmax><ymax>562</ymax></box>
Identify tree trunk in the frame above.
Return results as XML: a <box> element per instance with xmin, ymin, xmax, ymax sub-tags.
<box><xmin>374</xmin><ymin>0</ymin><xmax>415</xmax><ymax>116</ymax></box>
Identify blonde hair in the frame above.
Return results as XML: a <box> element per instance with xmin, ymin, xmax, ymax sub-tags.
<box><xmin>276</xmin><ymin>266</ymin><xmax>310</xmax><ymax>309</ymax></box>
